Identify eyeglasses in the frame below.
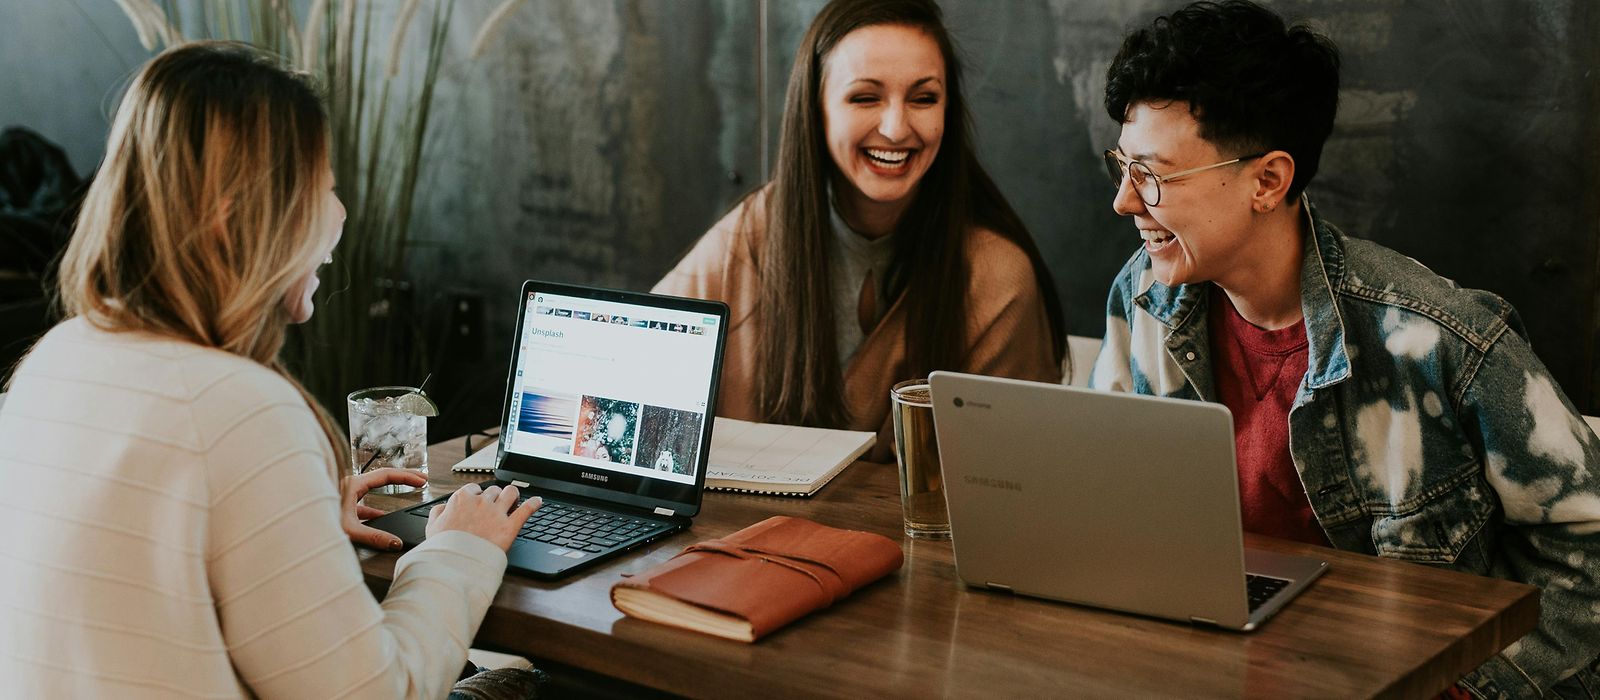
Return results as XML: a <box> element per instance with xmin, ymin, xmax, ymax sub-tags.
<box><xmin>1103</xmin><ymin>149</ymin><xmax>1266</xmax><ymax>207</ymax></box>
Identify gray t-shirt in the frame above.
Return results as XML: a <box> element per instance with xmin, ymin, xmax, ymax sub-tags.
<box><xmin>828</xmin><ymin>205</ymin><xmax>897</xmax><ymax>365</ymax></box>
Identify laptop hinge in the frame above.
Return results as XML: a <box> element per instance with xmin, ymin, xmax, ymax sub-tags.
<box><xmin>986</xmin><ymin>582</ymin><xmax>1013</xmax><ymax>593</ymax></box>
<box><xmin>511</xmin><ymin>480</ymin><xmax>530</xmax><ymax>488</ymax></box>
<box><xmin>1189</xmin><ymin>616</ymin><xmax>1219</xmax><ymax>626</ymax></box>
<box><xmin>653</xmin><ymin>506</ymin><xmax>675</xmax><ymax>516</ymax></box>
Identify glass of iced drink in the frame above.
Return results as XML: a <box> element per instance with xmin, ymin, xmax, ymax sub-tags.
<box><xmin>346</xmin><ymin>386</ymin><xmax>434</xmax><ymax>494</ymax></box>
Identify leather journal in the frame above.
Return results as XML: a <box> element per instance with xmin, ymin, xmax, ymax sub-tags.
<box><xmin>610</xmin><ymin>515</ymin><xmax>904</xmax><ymax>641</ymax></box>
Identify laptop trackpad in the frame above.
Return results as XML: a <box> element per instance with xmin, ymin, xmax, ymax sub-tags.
<box><xmin>1244</xmin><ymin>548</ymin><xmax>1328</xmax><ymax>582</ymax></box>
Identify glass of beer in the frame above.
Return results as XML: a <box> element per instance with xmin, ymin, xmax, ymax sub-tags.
<box><xmin>891</xmin><ymin>379</ymin><xmax>949</xmax><ymax>539</ymax></box>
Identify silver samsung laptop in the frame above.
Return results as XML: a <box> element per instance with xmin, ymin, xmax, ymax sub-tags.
<box><xmin>928</xmin><ymin>372</ymin><xmax>1328</xmax><ymax>631</ymax></box>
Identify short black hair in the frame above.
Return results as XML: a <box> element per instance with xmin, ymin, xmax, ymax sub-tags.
<box><xmin>1104</xmin><ymin>0</ymin><xmax>1340</xmax><ymax>198</ymax></box>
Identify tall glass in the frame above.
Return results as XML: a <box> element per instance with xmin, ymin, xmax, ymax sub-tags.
<box><xmin>347</xmin><ymin>386</ymin><xmax>429</xmax><ymax>494</ymax></box>
<box><xmin>891</xmin><ymin>379</ymin><xmax>949</xmax><ymax>539</ymax></box>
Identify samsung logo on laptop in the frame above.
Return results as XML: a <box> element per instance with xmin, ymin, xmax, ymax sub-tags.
<box><xmin>580</xmin><ymin>472</ymin><xmax>609</xmax><ymax>483</ymax></box>
<box><xmin>951</xmin><ymin>396</ymin><xmax>991</xmax><ymax>409</ymax></box>
<box><xmin>964</xmin><ymin>475</ymin><xmax>1022</xmax><ymax>491</ymax></box>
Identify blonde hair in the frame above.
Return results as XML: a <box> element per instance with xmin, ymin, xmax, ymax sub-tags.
<box><xmin>57</xmin><ymin>41</ymin><xmax>348</xmax><ymax>472</ymax></box>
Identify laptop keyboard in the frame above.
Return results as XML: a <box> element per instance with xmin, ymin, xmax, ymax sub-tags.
<box><xmin>406</xmin><ymin>495</ymin><xmax>671</xmax><ymax>555</ymax></box>
<box><xmin>511</xmin><ymin>498</ymin><xmax>670</xmax><ymax>554</ymax></box>
<box><xmin>1246</xmin><ymin>574</ymin><xmax>1290</xmax><ymax>612</ymax></box>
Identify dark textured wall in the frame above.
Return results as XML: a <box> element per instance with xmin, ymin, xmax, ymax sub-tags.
<box><xmin>408</xmin><ymin>1</ymin><xmax>763</xmax><ymax>424</ymax></box>
<box><xmin>4</xmin><ymin>1</ymin><xmax>1597</xmax><ymax>430</ymax></box>
<box><xmin>428</xmin><ymin>0</ymin><xmax>1596</xmax><ymax>423</ymax></box>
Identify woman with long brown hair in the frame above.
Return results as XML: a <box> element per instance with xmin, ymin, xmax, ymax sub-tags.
<box><xmin>655</xmin><ymin>0</ymin><xmax>1065</xmax><ymax>459</ymax></box>
<box><xmin>0</xmin><ymin>42</ymin><xmax>538</xmax><ymax>697</ymax></box>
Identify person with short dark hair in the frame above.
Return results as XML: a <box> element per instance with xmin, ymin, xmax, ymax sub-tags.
<box><xmin>1090</xmin><ymin>2</ymin><xmax>1600</xmax><ymax>696</ymax></box>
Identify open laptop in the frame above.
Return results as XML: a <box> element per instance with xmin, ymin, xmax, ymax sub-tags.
<box><xmin>928</xmin><ymin>372</ymin><xmax>1327</xmax><ymax>631</ymax></box>
<box><xmin>368</xmin><ymin>280</ymin><xmax>728</xmax><ymax>580</ymax></box>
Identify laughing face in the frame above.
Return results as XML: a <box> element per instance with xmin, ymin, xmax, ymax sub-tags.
<box><xmin>821</xmin><ymin>23</ymin><xmax>946</xmax><ymax>230</ymax></box>
<box><xmin>283</xmin><ymin>162</ymin><xmax>345</xmax><ymax>324</ymax></box>
<box><xmin>1112</xmin><ymin>101</ymin><xmax>1258</xmax><ymax>288</ymax></box>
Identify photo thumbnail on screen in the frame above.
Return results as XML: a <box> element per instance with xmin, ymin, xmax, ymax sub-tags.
<box><xmin>636</xmin><ymin>406</ymin><xmax>704</xmax><ymax>476</ymax></box>
<box><xmin>574</xmin><ymin>395</ymin><xmax>640</xmax><ymax>464</ymax></box>
<box><xmin>516</xmin><ymin>392</ymin><xmax>580</xmax><ymax>455</ymax></box>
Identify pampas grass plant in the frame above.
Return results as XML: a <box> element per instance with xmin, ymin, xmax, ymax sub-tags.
<box><xmin>109</xmin><ymin>0</ymin><xmax>526</xmax><ymax>414</ymax></box>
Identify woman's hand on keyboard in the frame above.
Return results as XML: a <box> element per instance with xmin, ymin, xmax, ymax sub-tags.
<box><xmin>426</xmin><ymin>482</ymin><xmax>542</xmax><ymax>550</ymax></box>
<box><xmin>341</xmin><ymin>467</ymin><xmax>428</xmax><ymax>551</ymax></box>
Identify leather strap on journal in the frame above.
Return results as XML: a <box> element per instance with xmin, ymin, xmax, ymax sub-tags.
<box><xmin>680</xmin><ymin>539</ymin><xmax>853</xmax><ymax>603</ymax></box>
<box><xmin>611</xmin><ymin>515</ymin><xmax>904</xmax><ymax>640</ymax></box>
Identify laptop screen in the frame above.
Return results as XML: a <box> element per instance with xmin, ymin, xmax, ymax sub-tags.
<box><xmin>496</xmin><ymin>282</ymin><xmax>726</xmax><ymax>513</ymax></box>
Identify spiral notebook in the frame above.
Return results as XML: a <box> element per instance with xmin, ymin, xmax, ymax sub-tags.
<box><xmin>451</xmin><ymin>438</ymin><xmax>502</xmax><ymax>472</ymax></box>
<box><xmin>455</xmin><ymin>417</ymin><xmax>874</xmax><ymax>497</ymax></box>
<box><xmin>703</xmin><ymin>417</ymin><xmax>875</xmax><ymax>496</ymax></box>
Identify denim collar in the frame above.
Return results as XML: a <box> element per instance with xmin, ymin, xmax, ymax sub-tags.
<box><xmin>1132</xmin><ymin>195</ymin><xmax>1353</xmax><ymax>391</ymax></box>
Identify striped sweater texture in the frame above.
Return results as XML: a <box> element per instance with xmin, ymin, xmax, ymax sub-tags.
<box><xmin>0</xmin><ymin>318</ymin><xmax>507</xmax><ymax>698</ymax></box>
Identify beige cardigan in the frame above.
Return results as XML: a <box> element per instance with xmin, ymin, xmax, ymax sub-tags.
<box><xmin>0</xmin><ymin>319</ymin><xmax>507</xmax><ymax>698</ymax></box>
<box><xmin>654</xmin><ymin>194</ymin><xmax>1061</xmax><ymax>462</ymax></box>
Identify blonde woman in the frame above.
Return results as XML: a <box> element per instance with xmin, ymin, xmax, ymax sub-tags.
<box><xmin>0</xmin><ymin>43</ymin><xmax>540</xmax><ymax>697</ymax></box>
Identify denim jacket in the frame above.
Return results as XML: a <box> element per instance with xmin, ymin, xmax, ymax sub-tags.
<box><xmin>1090</xmin><ymin>202</ymin><xmax>1600</xmax><ymax>698</ymax></box>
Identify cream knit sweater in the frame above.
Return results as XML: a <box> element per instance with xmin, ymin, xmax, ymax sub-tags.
<box><xmin>0</xmin><ymin>318</ymin><xmax>507</xmax><ymax>698</ymax></box>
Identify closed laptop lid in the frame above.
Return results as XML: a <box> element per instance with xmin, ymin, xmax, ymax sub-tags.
<box><xmin>493</xmin><ymin>281</ymin><xmax>728</xmax><ymax>518</ymax></box>
<box><xmin>930</xmin><ymin>372</ymin><xmax>1253</xmax><ymax>628</ymax></box>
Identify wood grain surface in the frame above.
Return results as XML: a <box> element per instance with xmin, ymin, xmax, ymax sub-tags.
<box><xmin>356</xmin><ymin>434</ymin><xmax>1539</xmax><ymax>699</ymax></box>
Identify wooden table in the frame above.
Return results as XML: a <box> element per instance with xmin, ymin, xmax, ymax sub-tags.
<box><xmin>357</xmin><ymin>434</ymin><xmax>1539</xmax><ymax>699</ymax></box>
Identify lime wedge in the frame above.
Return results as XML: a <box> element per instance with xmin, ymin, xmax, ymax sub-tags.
<box><xmin>396</xmin><ymin>390</ymin><xmax>440</xmax><ymax>417</ymax></box>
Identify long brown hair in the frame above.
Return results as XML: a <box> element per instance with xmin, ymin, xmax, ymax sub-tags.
<box><xmin>55</xmin><ymin>41</ymin><xmax>348</xmax><ymax>471</ymax></box>
<box><xmin>754</xmin><ymin>0</ymin><xmax>1065</xmax><ymax>427</ymax></box>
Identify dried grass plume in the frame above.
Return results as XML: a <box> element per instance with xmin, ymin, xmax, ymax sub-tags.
<box><xmin>112</xmin><ymin>0</ymin><xmax>180</xmax><ymax>51</ymax></box>
<box><xmin>469</xmin><ymin>0</ymin><xmax>528</xmax><ymax>60</ymax></box>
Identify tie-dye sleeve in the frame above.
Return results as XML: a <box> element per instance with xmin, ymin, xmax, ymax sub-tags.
<box><xmin>1088</xmin><ymin>250</ymin><xmax>1143</xmax><ymax>393</ymax></box>
<box><xmin>1456</xmin><ymin>329</ymin><xmax>1600</xmax><ymax>698</ymax></box>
